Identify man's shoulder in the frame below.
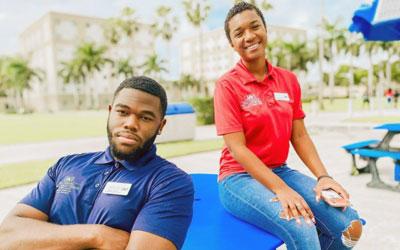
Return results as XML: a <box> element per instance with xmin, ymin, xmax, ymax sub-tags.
<box><xmin>153</xmin><ymin>156</ymin><xmax>191</xmax><ymax>178</ymax></box>
<box><xmin>151</xmin><ymin>156</ymin><xmax>193</xmax><ymax>188</ymax></box>
<box><xmin>56</xmin><ymin>151</ymin><xmax>104</xmax><ymax>167</ymax></box>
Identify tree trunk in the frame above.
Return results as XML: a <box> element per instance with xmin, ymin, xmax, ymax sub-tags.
<box><xmin>347</xmin><ymin>57</ymin><xmax>354</xmax><ymax>117</ymax></box>
<box><xmin>367</xmin><ymin>53</ymin><xmax>374</xmax><ymax>111</ymax></box>
<box><xmin>328</xmin><ymin>42</ymin><xmax>336</xmax><ymax>103</ymax></box>
<box><xmin>385</xmin><ymin>60</ymin><xmax>392</xmax><ymax>88</ymax></box>
<box><xmin>317</xmin><ymin>37</ymin><xmax>325</xmax><ymax>111</ymax></box>
<box><xmin>198</xmin><ymin>26</ymin><xmax>208</xmax><ymax>97</ymax></box>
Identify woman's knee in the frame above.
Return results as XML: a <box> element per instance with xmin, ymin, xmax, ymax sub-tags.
<box><xmin>283</xmin><ymin>219</ymin><xmax>320</xmax><ymax>250</ymax></box>
<box><xmin>341</xmin><ymin>219</ymin><xmax>362</xmax><ymax>248</ymax></box>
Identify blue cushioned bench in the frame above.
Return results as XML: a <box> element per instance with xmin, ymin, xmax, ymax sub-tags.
<box><xmin>182</xmin><ymin>174</ymin><xmax>283</xmax><ymax>250</ymax></box>
<box><xmin>342</xmin><ymin>140</ymin><xmax>379</xmax><ymax>175</ymax></box>
<box><xmin>351</xmin><ymin>148</ymin><xmax>400</xmax><ymax>191</ymax></box>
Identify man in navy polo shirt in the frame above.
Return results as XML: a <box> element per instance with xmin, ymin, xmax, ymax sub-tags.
<box><xmin>0</xmin><ymin>76</ymin><xmax>194</xmax><ymax>250</ymax></box>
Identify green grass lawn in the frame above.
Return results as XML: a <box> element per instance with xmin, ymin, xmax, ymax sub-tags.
<box><xmin>2</xmin><ymin>100</ymin><xmax>398</xmax><ymax>145</ymax></box>
<box><xmin>0</xmin><ymin>111</ymin><xmax>108</xmax><ymax>145</ymax></box>
<box><xmin>302</xmin><ymin>98</ymin><xmax>399</xmax><ymax>113</ymax></box>
<box><xmin>0</xmin><ymin>138</ymin><xmax>223</xmax><ymax>189</ymax></box>
<box><xmin>302</xmin><ymin>98</ymin><xmax>366</xmax><ymax>113</ymax></box>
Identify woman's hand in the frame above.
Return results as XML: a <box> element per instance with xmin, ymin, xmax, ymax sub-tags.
<box><xmin>314</xmin><ymin>177</ymin><xmax>350</xmax><ymax>209</ymax></box>
<box><xmin>274</xmin><ymin>186</ymin><xmax>315</xmax><ymax>225</ymax></box>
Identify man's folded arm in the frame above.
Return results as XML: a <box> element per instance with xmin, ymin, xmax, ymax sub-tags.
<box><xmin>0</xmin><ymin>204</ymin><xmax>129</xmax><ymax>250</ymax></box>
<box><xmin>126</xmin><ymin>230</ymin><xmax>177</xmax><ymax>250</ymax></box>
<box><xmin>129</xmin><ymin>170</ymin><xmax>194</xmax><ymax>250</ymax></box>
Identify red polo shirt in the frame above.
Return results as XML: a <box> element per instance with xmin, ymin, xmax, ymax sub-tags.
<box><xmin>214</xmin><ymin>59</ymin><xmax>305</xmax><ymax>181</ymax></box>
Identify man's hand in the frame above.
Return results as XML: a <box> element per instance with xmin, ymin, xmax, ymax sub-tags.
<box><xmin>274</xmin><ymin>186</ymin><xmax>315</xmax><ymax>225</ymax></box>
<box><xmin>314</xmin><ymin>177</ymin><xmax>350</xmax><ymax>209</ymax></box>
<box><xmin>93</xmin><ymin>225</ymin><xmax>130</xmax><ymax>250</ymax></box>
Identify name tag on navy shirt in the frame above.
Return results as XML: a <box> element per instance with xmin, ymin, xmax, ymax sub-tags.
<box><xmin>274</xmin><ymin>92</ymin><xmax>290</xmax><ymax>102</ymax></box>
<box><xmin>103</xmin><ymin>182</ymin><xmax>132</xmax><ymax>196</ymax></box>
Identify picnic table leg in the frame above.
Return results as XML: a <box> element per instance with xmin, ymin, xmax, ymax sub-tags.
<box><xmin>366</xmin><ymin>159</ymin><xmax>389</xmax><ymax>188</ymax></box>
<box><xmin>366</xmin><ymin>159</ymin><xmax>399</xmax><ymax>191</ymax></box>
<box><xmin>350</xmin><ymin>155</ymin><xmax>370</xmax><ymax>176</ymax></box>
<box><xmin>351</xmin><ymin>154</ymin><xmax>359</xmax><ymax>176</ymax></box>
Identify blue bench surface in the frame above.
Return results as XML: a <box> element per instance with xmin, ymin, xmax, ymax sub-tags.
<box><xmin>342</xmin><ymin>139</ymin><xmax>379</xmax><ymax>151</ymax></box>
<box><xmin>182</xmin><ymin>174</ymin><xmax>283</xmax><ymax>250</ymax></box>
<box><xmin>373</xmin><ymin>123</ymin><xmax>400</xmax><ymax>132</ymax></box>
<box><xmin>352</xmin><ymin>149</ymin><xmax>400</xmax><ymax>160</ymax></box>
<box><xmin>166</xmin><ymin>103</ymin><xmax>195</xmax><ymax>115</ymax></box>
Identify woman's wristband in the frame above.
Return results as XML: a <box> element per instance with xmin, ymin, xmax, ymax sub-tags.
<box><xmin>317</xmin><ymin>175</ymin><xmax>333</xmax><ymax>182</ymax></box>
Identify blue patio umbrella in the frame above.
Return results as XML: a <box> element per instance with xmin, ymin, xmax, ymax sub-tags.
<box><xmin>349</xmin><ymin>0</ymin><xmax>400</xmax><ymax>41</ymax></box>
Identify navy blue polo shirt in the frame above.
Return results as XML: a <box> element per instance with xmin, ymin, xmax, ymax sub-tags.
<box><xmin>20</xmin><ymin>145</ymin><xmax>194</xmax><ymax>249</ymax></box>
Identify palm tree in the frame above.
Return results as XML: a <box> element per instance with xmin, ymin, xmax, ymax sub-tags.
<box><xmin>175</xmin><ymin>74</ymin><xmax>200</xmax><ymax>91</ymax></box>
<box><xmin>58</xmin><ymin>59</ymin><xmax>86</xmax><ymax>108</ymax></box>
<box><xmin>2</xmin><ymin>57</ymin><xmax>42</xmax><ymax>112</ymax></box>
<box><xmin>343</xmin><ymin>32</ymin><xmax>362</xmax><ymax>116</ymax></box>
<box><xmin>282</xmin><ymin>40</ymin><xmax>311</xmax><ymax>72</ymax></box>
<box><xmin>321</xmin><ymin>18</ymin><xmax>346</xmax><ymax>103</ymax></box>
<box><xmin>140</xmin><ymin>54</ymin><xmax>167</xmax><ymax>80</ymax></box>
<box><xmin>105</xmin><ymin>7</ymin><xmax>140</xmax><ymax>45</ymax></box>
<box><xmin>233</xmin><ymin>0</ymin><xmax>273</xmax><ymax>11</ymax></box>
<box><xmin>364</xmin><ymin>41</ymin><xmax>379</xmax><ymax>110</ymax></box>
<box><xmin>73</xmin><ymin>42</ymin><xmax>112</xmax><ymax>109</ymax></box>
<box><xmin>113</xmin><ymin>58</ymin><xmax>135</xmax><ymax>79</ymax></box>
<box><xmin>151</xmin><ymin>6</ymin><xmax>179</xmax><ymax>77</ymax></box>
<box><xmin>266</xmin><ymin>39</ymin><xmax>286</xmax><ymax>67</ymax></box>
<box><xmin>392</xmin><ymin>61</ymin><xmax>400</xmax><ymax>84</ymax></box>
<box><xmin>0</xmin><ymin>57</ymin><xmax>8</xmax><ymax>92</ymax></box>
<box><xmin>173</xmin><ymin>74</ymin><xmax>201</xmax><ymax>100</ymax></box>
<box><xmin>379</xmin><ymin>42</ymin><xmax>400</xmax><ymax>89</ymax></box>
<box><xmin>182</xmin><ymin>0</ymin><xmax>211</xmax><ymax>95</ymax></box>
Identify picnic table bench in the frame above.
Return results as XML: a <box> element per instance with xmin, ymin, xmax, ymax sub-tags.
<box><xmin>342</xmin><ymin>123</ymin><xmax>400</xmax><ymax>192</ymax></box>
<box><xmin>342</xmin><ymin>139</ymin><xmax>380</xmax><ymax>175</ymax></box>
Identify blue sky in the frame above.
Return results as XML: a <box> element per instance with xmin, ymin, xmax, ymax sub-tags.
<box><xmin>0</xmin><ymin>0</ymin><xmax>365</xmax><ymax>78</ymax></box>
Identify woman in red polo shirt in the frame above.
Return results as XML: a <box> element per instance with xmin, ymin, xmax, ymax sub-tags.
<box><xmin>214</xmin><ymin>2</ymin><xmax>362</xmax><ymax>250</ymax></box>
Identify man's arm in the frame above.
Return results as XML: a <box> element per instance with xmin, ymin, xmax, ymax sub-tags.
<box><xmin>126</xmin><ymin>230</ymin><xmax>176</xmax><ymax>250</ymax></box>
<box><xmin>0</xmin><ymin>204</ymin><xmax>129</xmax><ymax>250</ymax></box>
<box><xmin>129</xmin><ymin>169</ymin><xmax>194</xmax><ymax>250</ymax></box>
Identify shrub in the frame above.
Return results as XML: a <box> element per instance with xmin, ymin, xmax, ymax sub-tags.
<box><xmin>189</xmin><ymin>97</ymin><xmax>214</xmax><ymax>125</ymax></box>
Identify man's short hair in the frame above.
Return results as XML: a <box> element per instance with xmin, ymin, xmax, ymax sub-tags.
<box><xmin>224</xmin><ymin>1</ymin><xmax>267</xmax><ymax>44</ymax></box>
<box><xmin>113</xmin><ymin>76</ymin><xmax>167</xmax><ymax>118</ymax></box>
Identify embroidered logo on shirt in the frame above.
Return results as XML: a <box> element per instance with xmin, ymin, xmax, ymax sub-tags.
<box><xmin>56</xmin><ymin>176</ymin><xmax>80</xmax><ymax>194</ymax></box>
<box><xmin>241</xmin><ymin>94</ymin><xmax>262</xmax><ymax>109</ymax></box>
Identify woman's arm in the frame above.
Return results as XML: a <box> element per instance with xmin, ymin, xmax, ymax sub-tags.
<box><xmin>290</xmin><ymin>119</ymin><xmax>350</xmax><ymax>202</ymax></box>
<box><xmin>224</xmin><ymin>132</ymin><xmax>315</xmax><ymax>224</ymax></box>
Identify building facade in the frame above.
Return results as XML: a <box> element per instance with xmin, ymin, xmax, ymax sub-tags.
<box><xmin>19</xmin><ymin>11</ymin><xmax>154</xmax><ymax>111</ymax></box>
<box><xmin>180</xmin><ymin>25</ymin><xmax>307</xmax><ymax>94</ymax></box>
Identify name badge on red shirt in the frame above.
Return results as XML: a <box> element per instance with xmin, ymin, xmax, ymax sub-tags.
<box><xmin>274</xmin><ymin>92</ymin><xmax>290</xmax><ymax>102</ymax></box>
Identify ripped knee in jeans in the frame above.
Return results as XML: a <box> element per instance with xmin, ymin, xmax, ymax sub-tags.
<box><xmin>341</xmin><ymin>220</ymin><xmax>363</xmax><ymax>248</ymax></box>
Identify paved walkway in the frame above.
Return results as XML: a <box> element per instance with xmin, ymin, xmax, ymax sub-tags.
<box><xmin>0</xmin><ymin>111</ymin><xmax>399</xmax><ymax>249</ymax></box>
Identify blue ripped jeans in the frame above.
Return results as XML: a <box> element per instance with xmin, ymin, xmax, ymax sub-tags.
<box><xmin>218</xmin><ymin>165</ymin><xmax>361</xmax><ymax>250</ymax></box>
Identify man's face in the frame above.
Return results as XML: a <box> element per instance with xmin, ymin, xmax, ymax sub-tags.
<box><xmin>228</xmin><ymin>9</ymin><xmax>267</xmax><ymax>62</ymax></box>
<box><xmin>107</xmin><ymin>88</ymin><xmax>166</xmax><ymax>160</ymax></box>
